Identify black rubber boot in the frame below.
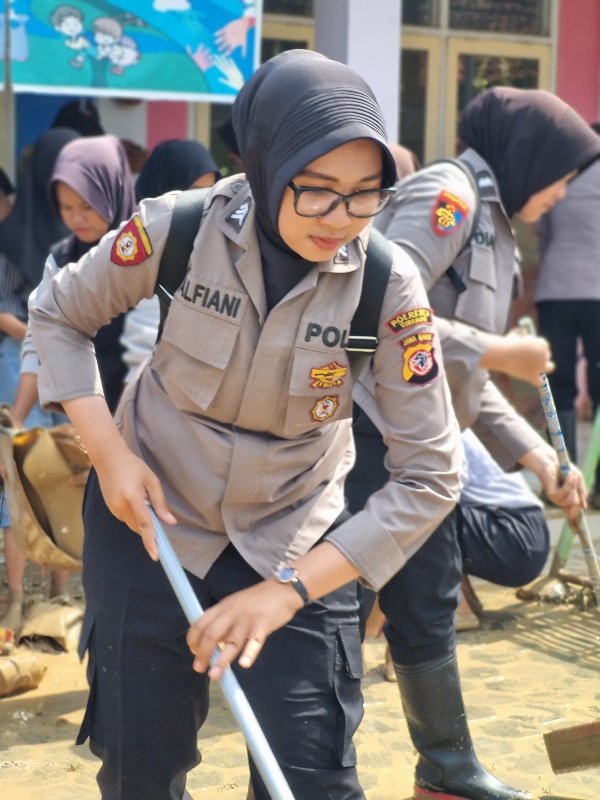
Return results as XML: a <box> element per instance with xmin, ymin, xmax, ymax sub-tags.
<box><xmin>394</xmin><ymin>652</ymin><xmax>537</xmax><ymax>800</ymax></box>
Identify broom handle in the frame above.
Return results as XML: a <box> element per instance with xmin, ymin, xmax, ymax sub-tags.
<box><xmin>550</xmin><ymin>407</ymin><xmax>600</xmax><ymax>575</ymax></box>
<box><xmin>147</xmin><ymin>505</ymin><xmax>295</xmax><ymax>800</ymax></box>
<box><xmin>538</xmin><ymin>375</ymin><xmax>600</xmax><ymax>591</ymax></box>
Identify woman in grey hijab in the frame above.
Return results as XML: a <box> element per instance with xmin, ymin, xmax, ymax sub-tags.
<box><xmin>29</xmin><ymin>50</ymin><xmax>460</xmax><ymax>800</ymax></box>
<box><xmin>135</xmin><ymin>138</ymin><xmax>220</xmax><ymax>202</ymax></box>
<box><xmin>16</xmin><ymin>134</ymin><xmax>137</xmax><ymax>419</ymax></box>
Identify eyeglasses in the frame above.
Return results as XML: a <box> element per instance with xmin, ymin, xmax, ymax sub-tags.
<box><xmin>288</xmin><ymin>181</ymin><xmax>396</xmax><ymax>219</ymax></box>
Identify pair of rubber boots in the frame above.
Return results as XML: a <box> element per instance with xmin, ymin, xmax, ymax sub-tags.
<box><xmin>395</xmin><ymin>651</ymin><xmax>536</xmax><ymax>800</ymax></box>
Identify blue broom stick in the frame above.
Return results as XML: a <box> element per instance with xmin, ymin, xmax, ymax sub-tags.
<box><xmin>146</xmin><ymin>504</ymin><xmax>295</xmax><ymax>800</ymax></box>
<box><xmin>538</xmin><ymin>374</ymin><xmax>600</xmax><ymax>592</ymax></box>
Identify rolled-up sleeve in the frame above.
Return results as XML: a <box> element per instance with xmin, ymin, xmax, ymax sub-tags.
<box><xmin>328</xmin><ymin>244</ymin><xmax>462</xmax><ymax>589</ymax></box>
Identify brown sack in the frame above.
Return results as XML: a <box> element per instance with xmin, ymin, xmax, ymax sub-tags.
<box><xmin>0</xmin><ymin>649</ymin><xmax>47</xmax><ymax>697</ymax></box>
<box><xmin>0</xmin><ymin>418</ymin><xmax>89</xmax><ymax>571</ymax></box>
<box><xmin>19</xmin><ymin>599</ymin><xmax>84</xmax><ymax>653</ymax></box>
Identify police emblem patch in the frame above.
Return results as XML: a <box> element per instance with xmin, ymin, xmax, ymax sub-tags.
<box><xmin>111</xmin><ymin>216</ymin><xmax>152</xmax><ymax>266</ymax></box>
<box><xmin>386</xmin><ymin>307</ymin><xmax>432</xmax><ymax>335</ymax></box>
<box><xmin>432</xmin><ymin>190</ymin><xmax>469</xmax><ymax>236</ymax></box>
<box><xmin>400</xmin><ymin>332</ymin><xmax>439</xmax><ymax>385</ymax></box>
<box><xmin>310</xmin><ymin>362</ymin><xmax>347</xmax><ymax>389</ymax></box>
<box><xmin>310</xmin><ymin>396</ymin><xmax>339</xmax><ymax>422</ymax></box>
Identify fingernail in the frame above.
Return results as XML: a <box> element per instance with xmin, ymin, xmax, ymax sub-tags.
<box><xmin>239</xmin><ymin>656</ymin><xmax>251</xmax><ymax>668</ymax></box>
<box><xmin>208</xmin><ymin>666</ymin><xmax>221</xmax><ymax>680</ymax></box>
<box><xmin>193</xmin><ymin>658</ymin><xmax>205</xmax><ymax>672</ymax></box>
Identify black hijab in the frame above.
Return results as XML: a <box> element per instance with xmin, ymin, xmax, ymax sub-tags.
<box><xmin>51</xmin><ymin>99</ymin><xmax>105</xmax><ymax>137</ymax></box>
<box><xmin>0</xmin><ymin>128</ymin><xmax>80</xmax><ymax>285</ymax></box>
<box><xmin>135</xmin><ymin>139</ymin><xmax>220</xmax><ymax>202</ymax></box>
<box><xmin>459</xmin><ymin>87</ymin><xmax>600</xmax><ymax>218</ymax></box>
<box><xmin>232</xmin><ymin>49</ymin><xmax>397</xmax><ymax>307</ymax></box>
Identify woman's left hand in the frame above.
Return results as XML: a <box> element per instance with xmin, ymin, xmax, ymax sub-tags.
<box><xmin>519</xmin><ymin>442</ymin><xmax>587</xmax><ymax>519</ymax></box>
<box><xmin>186</xmin><ymin>579</ymin><xmax>304</xmax><ymax>679</ymax></box>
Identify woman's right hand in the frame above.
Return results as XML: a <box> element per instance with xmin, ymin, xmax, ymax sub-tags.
<box><xmin>61</xmin><ymin>395</ymin><xmax>176</xmax><ymax>560</ymax></box>
<box><xmin>95</xmin><ymin>448</ymin><xmax>176</xmax><ymax>560</ymax></box>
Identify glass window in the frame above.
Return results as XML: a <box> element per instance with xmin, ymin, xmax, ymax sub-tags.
<box><xmin>449</xmin><ymin>1</ymin><xmax>550</xmax><ymax>36</ymax></box>
<box><xmin>457</xmin><ymin>53</ymin><xmax>540</xmax><ymax>114</ymax></box>
<box><xmin>261</xmin><ymin>38</ymin><xmax>309</xmax><ymax>63</ymax></box>
<box><xmin>402</xmin><ymin>0</ymin><xmax>439</xmax><ymax>27</ymax></box>
<box><xmin>400</xmin><ymin>49</ymin><xmax>429</xmax><ymax>164</ymax></box>
<box><xmin>263</xmin><ymin>0</ymin><xmax>314</xmax><ymax>15</ymax></box>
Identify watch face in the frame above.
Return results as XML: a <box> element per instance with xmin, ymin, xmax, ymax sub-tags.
<box><xmin>278</xmin><ymin>566</ymin><xmax>296</xmax><ymax>583</ymax></box>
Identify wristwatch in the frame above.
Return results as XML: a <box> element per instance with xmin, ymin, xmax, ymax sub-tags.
<box><xmin>274</xmin><ymin>566</ymin><xmax>310</xmax><ymax>605</ymax></box>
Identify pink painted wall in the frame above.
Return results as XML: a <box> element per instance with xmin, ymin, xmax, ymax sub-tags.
<box><xmin>146</xmin><ymin>101</ymin><xmax>189</xmax><ymax>149</ymax></box>
<box><xmin>556</xmin><ymin>0</ymin><xmax>600</xmax><ymax>122</ymax></box>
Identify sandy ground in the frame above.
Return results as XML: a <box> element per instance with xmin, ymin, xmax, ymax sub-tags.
<box><xmin>2</xmin><ymin>463</ymin><xmax>600</xmax><ymax>798</ymax></box>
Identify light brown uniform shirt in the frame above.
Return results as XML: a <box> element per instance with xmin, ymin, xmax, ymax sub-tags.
<box><xmin>30</xmin><ymin>177</ymin><xmax>460</xmax><ymax>590</ymax></box>
<box><xmin>377</xmin><ymin>149</ymin><xmax>540</xmax><ymax>468</ymax></box>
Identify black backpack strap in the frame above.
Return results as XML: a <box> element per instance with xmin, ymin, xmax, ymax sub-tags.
<box><xmin>155</xmin><ymin>187</ymin><xmax>209</xmax><ymax>338</ymax></box>
<box><xmin>346</xmin><ymin>227</ymin><xmax>394</xmax><ymax>379</ymax></box>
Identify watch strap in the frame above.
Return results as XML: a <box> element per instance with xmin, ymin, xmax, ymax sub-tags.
<box><xmin>275</xmin><ymin>567</ymin><xmax>310</xmax><ymax>605</ymax></box>
<box><xmin>289</xmin><ymin>574</ymin><xmax>309</xmax><ymax>605</ymax></box>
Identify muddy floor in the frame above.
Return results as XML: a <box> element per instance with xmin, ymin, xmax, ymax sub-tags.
<box><xmin>1</xmin><ymin>516</ymin><xmax>599</xmax><ymax>799</ymax></box>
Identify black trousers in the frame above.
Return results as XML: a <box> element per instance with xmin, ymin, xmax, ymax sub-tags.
<box><xmin>347</xmin><ymin>409</ymin><xmax>549</xmax><ymax>666</ymax></box>
<box><xmin>537</xmin><ymin>300</ymin><xmax>600</xmax><ymax>415</ymax></box>
<box><xmin>77</xmin><ymin>470</ymin><xmax>365</xmax><ymax>800</ymax></box>
<box><xmin>347</xmin><ymin>409</ymin><xmax>461</xmax><ymax>665</ymax></box>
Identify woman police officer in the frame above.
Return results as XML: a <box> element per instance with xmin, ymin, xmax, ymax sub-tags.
<box><xmin>29</xmin><ymin>50</ymin><xmax>460</xmax><ymax>800</ymax></box>
<box><xmin>348</xmin><ymin>88</ymin><xmax>599</xmax><ymax>800</ymax></box>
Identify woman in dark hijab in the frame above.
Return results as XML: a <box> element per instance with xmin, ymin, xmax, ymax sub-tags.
<box><xmin>344</xmin><ymin>85</ymin><xmax>600</xmax><ymax>800</ymax></box>
<box><xmin>51</xmin><ymin>99</ymin><xmax>105</xmax><ymax>137</ymax></box>
<box><xmin>134</xmin><ymin>139</ymin><xmax>220</xmax><ymax>202</ymax></box>
<box><xmin>459</xmin><ymin>86</ymin><xmax>600</xmax><ymax>219</ymax></box>
<box><xmin>0</xmin><ymin>127</ymin><xmax>80</xmax><ymax>286</ymax></box>
<box><xmin>28</xmin><ymin>50</ymin><xmax>462</xmax><ymax>800</ymax></box>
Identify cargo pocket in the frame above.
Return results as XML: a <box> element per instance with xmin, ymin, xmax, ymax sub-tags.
<box><xmin>75</xmin><ymin>611</ymin><xmax>96</xmax><ymax>746</ymax></box>
<box><xmin>333</xmin><ymin>623</ymin><xmax>364</xmax><ymax>767</ymax></box>
<box><xmin>160</xmin><ymin>298</ymin><xmax>241</xmax><ymax>409</ymax></box>
<box><xmin>454</xmin><ymin>245</ymin><xmax>497</xmax><ymax>331</ymax></box>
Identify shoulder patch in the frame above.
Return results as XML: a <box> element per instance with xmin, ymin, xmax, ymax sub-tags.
<box><xmin>432</xmin><ymin>190</ymin><xmax>469</xmax><ymax>236</ymax></box>
<box><xmin>400</xmin><ymin>332</ymin><xmax>439</xmax><ymax>385</ymax></box>
<box><xmin>227</xmin><ymin>197</ymin><xmax>252</xmax><ymax>231</ymax></box>
<box><xmin>476</xmin><ymin>170</ymin><xmax>496</xmax><ymax>199</ymax></box>
<box><xmin>111</xmin><ymin>216</ymin><xmax>153</xmax><ymax>266</ymax></box>
<box><xmin>385</xmin><ymin>307</ymin><xmax>432</xmax><ymax>334</ymax></box>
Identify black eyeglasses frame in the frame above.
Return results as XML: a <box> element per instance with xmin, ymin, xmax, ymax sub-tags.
<box><xmin>288</xmin><ymin>180</ymin><xmax>396</xmax><ymax>219</ymax></box>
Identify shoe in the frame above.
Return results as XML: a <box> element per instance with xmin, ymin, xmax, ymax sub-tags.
<box><xmin>454</xmin><ymin>607</ymin><xmax>480</xmax><ymax>632</ymax></box>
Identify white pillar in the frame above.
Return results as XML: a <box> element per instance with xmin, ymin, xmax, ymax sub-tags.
<box><xmin>314</xmin><ymin>0</ymin><xmax>401</xmax><ymax>142</ymax></box>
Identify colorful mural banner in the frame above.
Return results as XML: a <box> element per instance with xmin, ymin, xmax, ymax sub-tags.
<box><xmin>1</xmin><ymin>0</ymin><xmax>261</xmax><ymax>100</ymax></box>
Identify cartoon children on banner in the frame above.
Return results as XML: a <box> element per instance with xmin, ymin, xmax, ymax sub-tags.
<box><xmin>42</xmin><ymin>1</ymin><xmax>258</xmax><ymax>96</ymax></box>
<box><xmin>50</xmin><ymin>6</ymin><xmax>142</xmax><ymax>83</ymax></box>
